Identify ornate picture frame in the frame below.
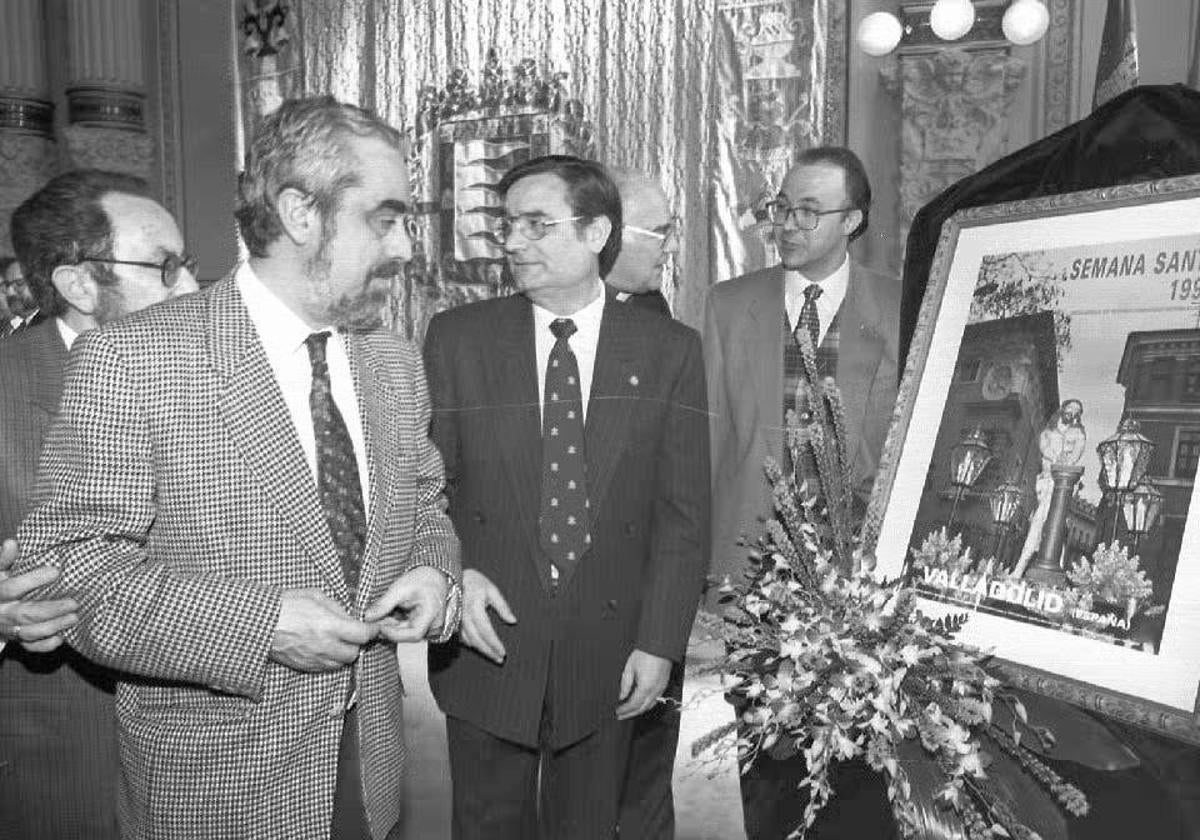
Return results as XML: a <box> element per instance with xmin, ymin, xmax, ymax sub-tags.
<box><xmin>868</xmin><ymin>175</ymin><xmax>1200</xmax><ymax>745</ymax></box>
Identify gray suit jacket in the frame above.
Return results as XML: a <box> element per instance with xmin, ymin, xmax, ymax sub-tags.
<box><xmin>16</xmin><ymin>278</ymin><xmax>460</xmax><ymax>840</ymax></box>
<box><xmin>703</xmin><ymin>262</ymin><xmax>899</xmax><ymax>601</ymax></box>
<box><xmin>0</xmin><ymin>318</ymin><xmax>121</xmax><ymax>839</ymax></box>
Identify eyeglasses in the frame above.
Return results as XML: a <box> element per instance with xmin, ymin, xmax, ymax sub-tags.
<box><xmin>82</xmin><ymin>252</ymin><xmax>199</xmax><ymax>288</ymax></box>
<box><xmin>624</xmin><ymin>215</ymin><xmax>680</xmax><ymax>243</ymax></box>
<box><xmin>765</xmin><ymin>202</ymin><xmax>853</xmax><ymax>230</ymax></box>
<box><xmin>495</xmin><ymin>215</ymin><xmax>583</xmax><ymax>242</ymax></box>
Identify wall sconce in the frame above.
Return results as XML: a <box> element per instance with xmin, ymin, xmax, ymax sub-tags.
<box><xmin>857</xmin><ymin>0</ymin><xmax>1050</xmax><ymax>57</ymax></box>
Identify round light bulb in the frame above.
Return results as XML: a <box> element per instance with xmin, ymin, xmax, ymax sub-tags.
<box><xmin>857</xmin><ymin>11</ymin><xmax>904</xmax><ymax>57</ymax></box>
<box><xmin>1002</xmin><ymin>0</ymin><xmax>1050</xmax><ymax>46</ymax></box>
<box><xmin>930</xmin><ymin>0</ymin><xmax>976</xmax><ymax>41</ymax></box>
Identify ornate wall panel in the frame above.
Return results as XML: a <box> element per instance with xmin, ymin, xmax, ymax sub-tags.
<box><xmin>239</xmin><ymin>0</ymin><xmax>845</xmax><ymax>334</ymax></box>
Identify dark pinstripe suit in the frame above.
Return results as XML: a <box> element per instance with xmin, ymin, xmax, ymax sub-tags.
<box><xmin>0</xmin><ymin>319</ymin><xmax>121</xmax><ymax>839</ymax></box>
<box><xmin>425</xmin><ymin>292</ymin><xmax>709</xmax><ymax>838</ymax></box>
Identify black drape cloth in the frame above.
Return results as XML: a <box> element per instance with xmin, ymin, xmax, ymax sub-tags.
<box><xmin>900</xmin><ymin>83</ymin><xmax>1200</xmax><ymax>367</ymax></box>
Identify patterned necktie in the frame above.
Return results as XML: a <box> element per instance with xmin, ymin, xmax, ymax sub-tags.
<box><xmin>538</xmin><ymin>318</ymin><xmax>591</xmax><ymax>587</ymax></box>
<box><xmin>306</xmin><ymin>331</ymin><xmax>366</xmax><ymax>593</ymax></box>
<box><xmin>796</xmin><ymin>283</ymin><xmax>822</xmax><ymax>352</ymax></box>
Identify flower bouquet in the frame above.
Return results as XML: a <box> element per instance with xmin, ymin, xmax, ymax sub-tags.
<box><xmin>695</xmin><ymin>366</ymin><xmax>1089</xmax><ymax>839</ymax></box>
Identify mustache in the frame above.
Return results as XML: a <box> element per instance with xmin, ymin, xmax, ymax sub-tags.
<box><xmin>367</xmin><ymin>259</ymin><xmax>407</xmax><ymax>281</ymax></box>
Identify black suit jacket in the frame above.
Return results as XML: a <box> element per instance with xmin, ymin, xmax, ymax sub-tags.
<box><xmin>425</xmin><ymin>292</ymin><xmax>709</xmax><ymax>749</ymax></box>
<box><xmin>626</xmin><ymin>289</ymin><xmax>672</xmax><ymax>319</ymax></box>
<box><xmin>0</xmin><ymin>319</ymin><xmax>120</xmax><ymax>839</ymax></box>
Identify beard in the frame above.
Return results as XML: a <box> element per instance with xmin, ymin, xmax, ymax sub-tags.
<box><xmin>304</xmin><ymin>239</ymin><xmax>398</xmax><ymax>332</ymax></box>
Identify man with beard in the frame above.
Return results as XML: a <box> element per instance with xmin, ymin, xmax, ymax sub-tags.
<box><xmin>0</xmin><ymin>256</ymin><xmax>39</xmax><ymax>336</ymax></box>
<box><xmin>424</xmin><ymin>155</ymin><xmax>709</xmax><ymax>839</ymax></box>
<box><xmin>15</xmin><ymin>96</ymin><xmax>461</xmax><ymax>840</ymax></box>
<box><xmin>0</xmin><ymin>169</ymin><xmax>198</xmax><ymax>839</ymax></box>
<box><xmin>704</xmin><ymin>146</ymin><xmax>899</xmax><ymax>839</ymax></box>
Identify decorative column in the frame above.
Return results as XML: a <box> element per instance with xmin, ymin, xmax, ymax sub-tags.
<box><xmin>0</xmin><ymin>0</ymin><xmax>58</xmax><ymax>255</ymax></box>
<box><xmin>880</xmin><ymin>3</ymin><xmax>1027</xmax><ymax>244</ymax></box>
<box><xmin>1025</xmin><ymin>464</ymin><xmax>1085</xmax><ymax>587</ymax></box>
<box><xmin>61</xmin><ymin>0</ymin><xmax>152</xmax><ymax>178</ymax></box>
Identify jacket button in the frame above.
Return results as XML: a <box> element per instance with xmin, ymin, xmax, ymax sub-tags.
<box><xmin>472</xmin><ymin>510</ymin><xmax>486</xmax><ymax>524</ymax></box>
<box><xmin>607</xmin><ymin>599</ymin><xmax>618</xmax><ymax>610</ymax></box>
<box><xmin>624</xmin><ymin>523</ymin><xmax>635</xmax><ymax>536</ymax></box>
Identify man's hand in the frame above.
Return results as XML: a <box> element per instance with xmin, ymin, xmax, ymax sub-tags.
<box><xmin>0</xmin><ymin>538</ymin><xmax>79</xmax><ymax>653</ymax></box>
<box><xmin>458</xmin><ymin>569</ymin><xmax>515</xmax><ymax>664</ymax></box>
<box><xmin>365</xmin><ymin>566</ymin><xmax>450</xmax><ymax>644</ymax></box>
<box><xmin>269</xmin><ymin>589</ymin><xmax>377</xmax><ymax>673</ymax></box>
<box><xmin>616</xmin><ymin>649</ymin><xmax>672</xmax><ymax>720</ymax></box>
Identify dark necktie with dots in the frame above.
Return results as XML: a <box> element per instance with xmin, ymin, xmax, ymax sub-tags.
<box><xmin>797</xmin><ymin>282</ymin><xmax>822</xmax><ymax>352</ymax></box>
<box><xmin>306</xmin><ymin>331</ymin><xmax>366</xmax><ymax>594</ymax></box>
<box><xmin>538</xmin><ymin>318</ymin><xmax>591</xmax><ymax>587</ymax></box>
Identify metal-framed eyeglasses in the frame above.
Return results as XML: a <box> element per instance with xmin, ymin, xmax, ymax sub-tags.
<box><xmin>82</xmin><ymin>252</ymin><xmax>199</xmax><ymax>288</ymax></box>
<box><xmin>765</xmin><ymin>201</ymin><xmax>854</xmax><ymax>231</ymax></box>
<box><xmin>495</xmin><ymin>215</ymin><xmax>583</xmax><ymax>242</ymax></box>
<box><xmin>624</xmin><ymin>215</ymin><xmax>681</xmax><ymax>243</ymax></box>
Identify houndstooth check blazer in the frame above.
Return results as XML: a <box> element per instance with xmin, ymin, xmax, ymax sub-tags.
<box><xmin>16</xmin><ymin>275</ymin><xmax>460</xmax><ymax>840</ymax></box>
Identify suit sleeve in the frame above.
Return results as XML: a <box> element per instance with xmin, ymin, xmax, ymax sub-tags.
<box><xmin>397</xmin><ymin>337</ymin><xmax>462</xmax><ymax>595</ymax></box>
<box><xmin>636</xmin><ymin>330</ymin><xmax>710</xmax><ymax>661</ymax></box>
<box><xmin>396</xmin><ymin>336</ymin><xmax>462</xmax><ymax>642</ymax></box>
<box><xmin>701</xmin><ymin>290</ymin><xmax>729</xmax><ymax>569</ymax></box>
<box><xmin>15</xmin><ymin>331</ymin><xmax>279</xmax><ymax>699</ymax></box>
<box><xmin>422</xmin><ymin>315</ymin><xmax>463</xmax><ymax>520</ymax></box>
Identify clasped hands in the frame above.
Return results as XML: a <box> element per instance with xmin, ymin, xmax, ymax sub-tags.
<box><xmin>269</xmin><ymin>565</ymin><xmax>451</xmax><ymax>673</ymax></box>
<box><xmin>0</xmin><ymin>538</ymin><xmax>80</xmax><ymax>652</ymax></box>
<box><xmin>460</xmin><ymin>568</ymin><xmax>670</xmax><ymax>720</ymax></box>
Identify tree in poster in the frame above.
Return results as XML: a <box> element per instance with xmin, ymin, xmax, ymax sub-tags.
<box><xmin>971</xmin><ymin>252</ymin><xmax>1072</xmax><ymax>361</ymax></box>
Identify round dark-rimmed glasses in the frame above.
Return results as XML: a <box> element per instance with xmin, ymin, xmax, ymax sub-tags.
<box><xmin>495</xmin><ymin>215</ymin><xmax>583</xmax><ymax>242</ymax></box>
<box><xmin>765</xmin><ymin>202</ymin><xmax>853</xmax><ymax>231</ymax></box>
<box><xmin>82</xmin><ymin>252</ymin><xmax>199</xmax><ymax>288</ymax></box>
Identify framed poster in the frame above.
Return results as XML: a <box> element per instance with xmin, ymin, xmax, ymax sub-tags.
<box><xmin>868</xmin><ymin>175</ymin><xmax>1200</xmax><ymax>744</ymax></box>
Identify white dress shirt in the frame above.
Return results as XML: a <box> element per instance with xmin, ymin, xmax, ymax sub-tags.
<box><xmin>55</xmin><ymin>318</ymin><xmax>80</xmax><ymax>350</ymax></box>
<box><xmin>784</xmin><ymin>255</ymin><xmax>849</xmax><ymax>346</ymax></box>
<box><xmin>236</xmin><ymin>262</ymin><xmax>371</xmax><ymax>509</ymax></box>
<box><xmin>532</xmin><ymin>280</ymin><xmax>606</xmax><ymax>425</ymax></box>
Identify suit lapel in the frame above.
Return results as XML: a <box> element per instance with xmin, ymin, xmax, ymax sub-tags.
<box><xmin>584</xmin><ymin>297</ymin><xmax>642</xmax><ymax>532</ymax></box>
<box><xmin>837</xmin><ymin>264</ymin><xmax>887</xmax><ymax>451</ymax></box>
<box><xmin>347</xmin><ymin>334</ymin><xmax>399</xmax><ymax>608</ymax></box>
<box><xmin>207</xmin><ymin>277</ymin><xmax>349</xmax><ymax>602</ymax></box>
<box><xmin>494</xmin><ymin>298</ymin><xmax>546</xmax><ymax>583</ymax></box>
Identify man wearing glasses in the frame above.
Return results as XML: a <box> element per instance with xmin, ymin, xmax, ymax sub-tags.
<box><xmin>424</xmin><ymin>154</ymin><xmax>709</xmax><ymax>839</ymax></box>
<box><xmin>703</xmin><ymin>146</ymin><xmax>900</xmax><ymax>839</ymax></box>
<box><xmin>605</xmin><ymin>168</ymin><xmax>679</xmax><ymax>319</ymax></box>
<box><xmin>14</xmin><ymin>99</ymin><xmax>460</xmax><ymax>840</ymax></box>
<box><xmin>0</xmin><ymin>168</ymin><xmax>199</xmax><ymax>839</ymax></box>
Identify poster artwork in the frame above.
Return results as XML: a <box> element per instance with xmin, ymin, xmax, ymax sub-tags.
<box><xmin>905</xmin><ymin>235</ymin><xmax>1200</xmax><ymax>656</ymax></box>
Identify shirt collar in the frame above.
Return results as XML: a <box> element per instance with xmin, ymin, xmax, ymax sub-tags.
<box><xmin>785</xmin><ymin>254</ymin><xmax>849</xmax><ymax>298</ymax></box>
<box><xmin>55</xmin><ymin>317</ymin><xmax>80</xmax><ymax>349</ymax></box>
<box><xmin>531</xmin><ymin>279</ymin><xmax>607</xmax><ymax>336</ymax></box>
<box><xmin>236</xmin><ymin>261</ymin><xmax>331</xmax><ymax>363</ymax></box>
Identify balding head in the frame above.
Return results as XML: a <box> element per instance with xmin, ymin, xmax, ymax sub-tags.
<box><xmin>607</xmin><ymin>168</ymin><xmax>678</xmax><ymax>295</ymax></box>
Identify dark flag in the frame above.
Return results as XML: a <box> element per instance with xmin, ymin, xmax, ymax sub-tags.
<box><xmin>1093</xmin><ymin>0</ymin><xmax>1139</xmax><ymax>109</ymax></box>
